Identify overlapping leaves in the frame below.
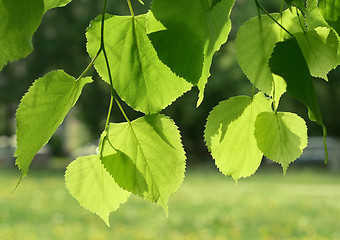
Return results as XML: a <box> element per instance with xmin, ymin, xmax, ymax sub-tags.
<box><xmin>100</xmin><ymin>114</ymin><xmax>186</xmax><ymax>214</ymax></box>
<box><xmin>86</xmin><ymin>14</ymin><xmax>191</xmax><ymax>114</ymax></box>
<box><xmin>204</xmin><ymin>94</ymin><xmax>271</xmax><ymax>180</ymax></box>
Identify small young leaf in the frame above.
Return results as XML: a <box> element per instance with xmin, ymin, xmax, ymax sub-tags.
<box><xmin>294</xmin><ymin>27</ymin><xmax>338</xmax><ymax>80</ymax></box>
<box><xmin>204</xmin><ymin>94</ymin><xmax>272</xmax><ymax>181</ymax></box>
<box><xmin>86</xmin><ymin>14</ymin><xmax>191</xmax><ymax>114</ymax></box>
<box><xmin>269</xmin><ymin>38</ymin><xmax>324</xmax><ymax>125</ymax></box>
<box><xmin>254</xmin><ymin>112</ymin><xmax>308</xmax><ymax>173</ymax></box>
<box><xmin>101</xmin><ymin>114</ymin><xmax>186</xmax><ymax>213</ymax></box>
<box><xmin>15</xmin><ymin>70</ymin><xmax>92</xmax><ymax>176</ymax></box>
<box><xmin>65</xmin><ymin>155</ymin><xmax>130</xmax><ymax>226</ymax></box>
<box><xmin>0</xmin><ymin>0</ymin><xmax>44</xmax><ymax>71</ymax></box>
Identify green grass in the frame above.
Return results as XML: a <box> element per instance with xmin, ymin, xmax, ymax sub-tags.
<box><xmin>1</xmin><ymin>166</ymin><xmax>340</xmax><ymax>240</ymax></box>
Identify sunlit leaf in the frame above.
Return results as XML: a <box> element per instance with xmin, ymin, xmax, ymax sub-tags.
<box><xmin>15</xmin><ymin>70</ymin><xmax>92</xmax><ymax>176</ymax></box>
<box><xmin>235</xmin><ymin>10</ymin><xmax>302</xmax><ymax>94</ymax></box>
<box><xmin>86</xmin><ymin>14</ymin><xmax>191</xmax><ymax>114</ymax></box>
<box><xmin>254</xmin><ymin>111</ymin><xmax>308</xmax><ymax>173</ymax></box>
<box><xmin>294</xmin><ymin>27</ymin><xmax>338</xmax><ymax>80</ymax></box>
<box><xmin>65</xmin><ymin>155</ymin><xmax>130</xmax><ymax>226</ymax></box>
<box><xmin>204</xmin><ymin>94</ymin><xmax>271</xmax><ymax>181</ymax></box>
<box><xmin>148</xmin><ymin>0</ymin><xmax>235</xmax><ymax>105</ymax></box>
<box><xmin>269</xmin><ymin>38</ymin><xmax>324</xmax><ymax>125</ymax></box>
<box><xmin>101</xmin><ymin>114</ymin><xmax>186</xmax><ymax>213</ymax></box>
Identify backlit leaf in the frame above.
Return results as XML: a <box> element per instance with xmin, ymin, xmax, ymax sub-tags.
<box><xmin>254</xmin><ymin>112</ymin><xmax>308</xmax><ymax>173</ymax></box>
<box><xmin>100</xmin><ymin>139</ymin><xmax>148</xmax><ymax>197</ymax></box>
<box><xmin>204</xmin><ymin>94</ymin><xmax>271</xmax><ymax>181</ymax></box>
<box><xmin>65</xmin><ymin>155</ymin><xmax>130</xmax><ymax>226</ymax></box>
<box><xmin>148</xmin><ymin>0</ymin><xmax>235</xmax><ymax>105</ymax></box>
<box><xmin>294</xmin><ymin>27</ymin><xmax>338</xmax><ymax>80</ymax></box>
<box><xmin>269</xmin><ymin>38</ymin><xmax>324</xmax><ymax>125</ymax></box>
<box><xmin>86</xmin><ymin>14</ymin><xmax>191</xmax><ymax>114</ymax></box>
<box><xmin>15</xmin><ymin>70</ymin><xmax>92</xmax><ymax>176</ymax></box>
<box><xmin>101</xmin><ymin>114</ymin><xmax>186</xmax><ymax>213</ymax></box>
<box><xmin>235</xmin><ymin>10</ymin><xmax>302</xmax><ymax>94</ymax></box>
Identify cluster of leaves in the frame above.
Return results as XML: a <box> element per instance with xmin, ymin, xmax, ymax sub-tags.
<box><xmin>1</xmin><ymin>0</ymin><xmax>338</xmax><ymax>226</ymax></box>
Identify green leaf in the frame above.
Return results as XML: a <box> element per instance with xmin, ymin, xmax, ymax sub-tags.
<box><xmin>294</xmin><ymin>27</ymin><xmax>338</xmax><ymax>80</ymax></box>
<box><xmin>269</xmin><ymin>38</ymin><xmax>324</xmax><ymax>125</ymax></box>
<box><xmin>65</xmin><ymin>155</ymin><xmax>130</xmax><ymax>226</ymax></box>
<box><xmin>204</xmin><ymin>93</ymin><xmax>272</xmax><ymax>181</ymax></box>
<box><xmin>254</xmin><ymin>112</ymin><xmax>308</xmax><ymax>173</ymax></box>
<box><xmin>318</xmin><ymin>0</ymin><xmax>340</xmax><ymax>32</ymax></box>
<box><xmin>284</xmin><ymin>0</ymin><xmax>306</xmax><ymax>12</ymax></box>
<box><xmin>101</xmin><ymin>114</ymin><xmax>186</xmax><ymax>213</ymax></box>
<box><xmin>272</xmin><ymin>74</ymin><xmax>287</xmax><ymax>110</ymax></box>
<box><xmin>15</xmin><ymin>70</ymin><xmax>92</xmax><ymax>176</ymax></box>
<box><xmin>235</xmin><ymin>10</ymin><xmax>302</xmax><ymax>94</ymax></box>
<box><xmin>148</xmin><ymin>0</ymin><xmax>235</xmax><ymax>105</ymax></box>
<box><xmin>43</xmin><ymin>0</ymin><xmax>72</xmax><ymax>13</ymax></box>
<box><xmin>305</xmin><ymin>0</ymin><xmax>329</xmax><ymax>29</ymax></box>
<box><xmin>101</xmin><ymin>146</ymin><xmax>148</xmax><ymax>198</ymax></box>
<box><xmin>86</xmin><ymin>14</ymin><xmax>191</xmax><ymax>114</ymax></box>
<box><xmin>0</xmin><ymin>0</ymin><xmax>44</xmax><ymax>71</ymax></box>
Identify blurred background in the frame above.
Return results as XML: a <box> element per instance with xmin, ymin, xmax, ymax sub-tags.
<box><xmin>0</xmin><ymin>0</ymin><xmax>340</xmax><ymax>239</ymax></box>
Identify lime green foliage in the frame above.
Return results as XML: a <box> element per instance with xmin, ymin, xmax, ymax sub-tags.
<box><xmin>272</xmin><ymin>74</ymin><xmax>287</xmax><ymax>109</ymax></box>
<box><xmin>101</xmin><ymin>148</ymin><xmax>148</xmax><ymax>198</ymax></box>
<box><xmin>255</xmin><ymin>112</ymin><xmax>308</xmax><ymax>173</ymax></box>
<box><xmin>86</xmin><ymin>14</ymin><xmax>191</xmax><ymax>114</ymax></box>
<box><xmin>0</xmin><ymin>0</ymin><xmax>44</xmax><ymax>71</ymax></box>
<box><xmin>269</xmin><ymin>38</ymin><xmax>324</xmax><ymax>125</ymax></box>
<box><xmin>43</xmin><ymin>0</ymin><xmax>72</xmax><ymax>13</ymax></box>
<box><xmin>148</xmin><ymin>0</ymin><xmax>234</xmax><ymax>102</ymax></box>
<box><xmin>306</xmin><ymin>0</ymin><xmax>329</xmax><ymax>29</ymax></box>
<box><xmin>101</xmin><ymin>114</ymin><xmax>186</xmax><ymax>214</ymax></box>
<box><xmin>65</xmin><ymin>155</ymin><xmax>130</xmax><ymax>226</ymax></box>
<box><xmin>204</xmin><ymin>94</ymin><xmax>272</xmax><ymax>181</ymax></box>
<box><xmin>15</xmin><ymin>70</ymin><xmax>92</xmax><ymax>176</ymax></box>
<box><xmin>235</xmin><ymin>10</ymin><xmax>301</xmax><ymax>94</ymax></box>
<box><xmin>319</xmin><ymin>0</ymin><xmax>340</xmax><ymax>33</ymax></box>
<box><xmin>148</xmin><ymin>0</ymin><xmax>234</xmax><ymax>105</ymax></box>
<box><xmin>294</xmin><ymin>27</ymin><xmax>338</xmax><ymax>80</ymax></box>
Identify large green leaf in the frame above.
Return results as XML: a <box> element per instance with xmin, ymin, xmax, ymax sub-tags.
<box><xmin>294</xmin><ymin>27</ymin><xmax>338</xmax><ymax>80</ymax></box>
<box><xmin>147</xmin><ymin>0</ymin><xmax>235</xmax><ymax>105</ymax></box>
<box><xmin>269</xmin><ymin>38</ymin><xmax>324</xmax><ymax>126</ymax></box>
<box><xmin>235</xmin><ymin>10</ymin><xmax>302</xmax><ymax>94</ymax></box>
<box><xmin>86</xmin><ymin>14</ymin><xmax>191</xmax><ymax>114</ymax></box>
<box><xmin>15</xmin><ymin>70</ymin><xmax>92</xmax><ymax>176</ymax></box>
<box><xmin>204</xmin><ymin>94</ymin><xmax>272</xmax><ymax>181</ymax></box>
<box><xmin>0</xmin><ymin>0</ymin><xmax>44</xmax><ymax>71</ymax></box>
<box><xmin>101</xmin><ymin>114</ymin><xmax>186</xmax><ymax>213</ymax></box>
<box><xmin>65</xmin><ymin>155</ymin><xmax>130</xmax><ymax>226</ymax></box>
<box><xmin>254</xmin><ymin>112</ymin><xmax>308</xmax><ymax>173</ymax></box>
